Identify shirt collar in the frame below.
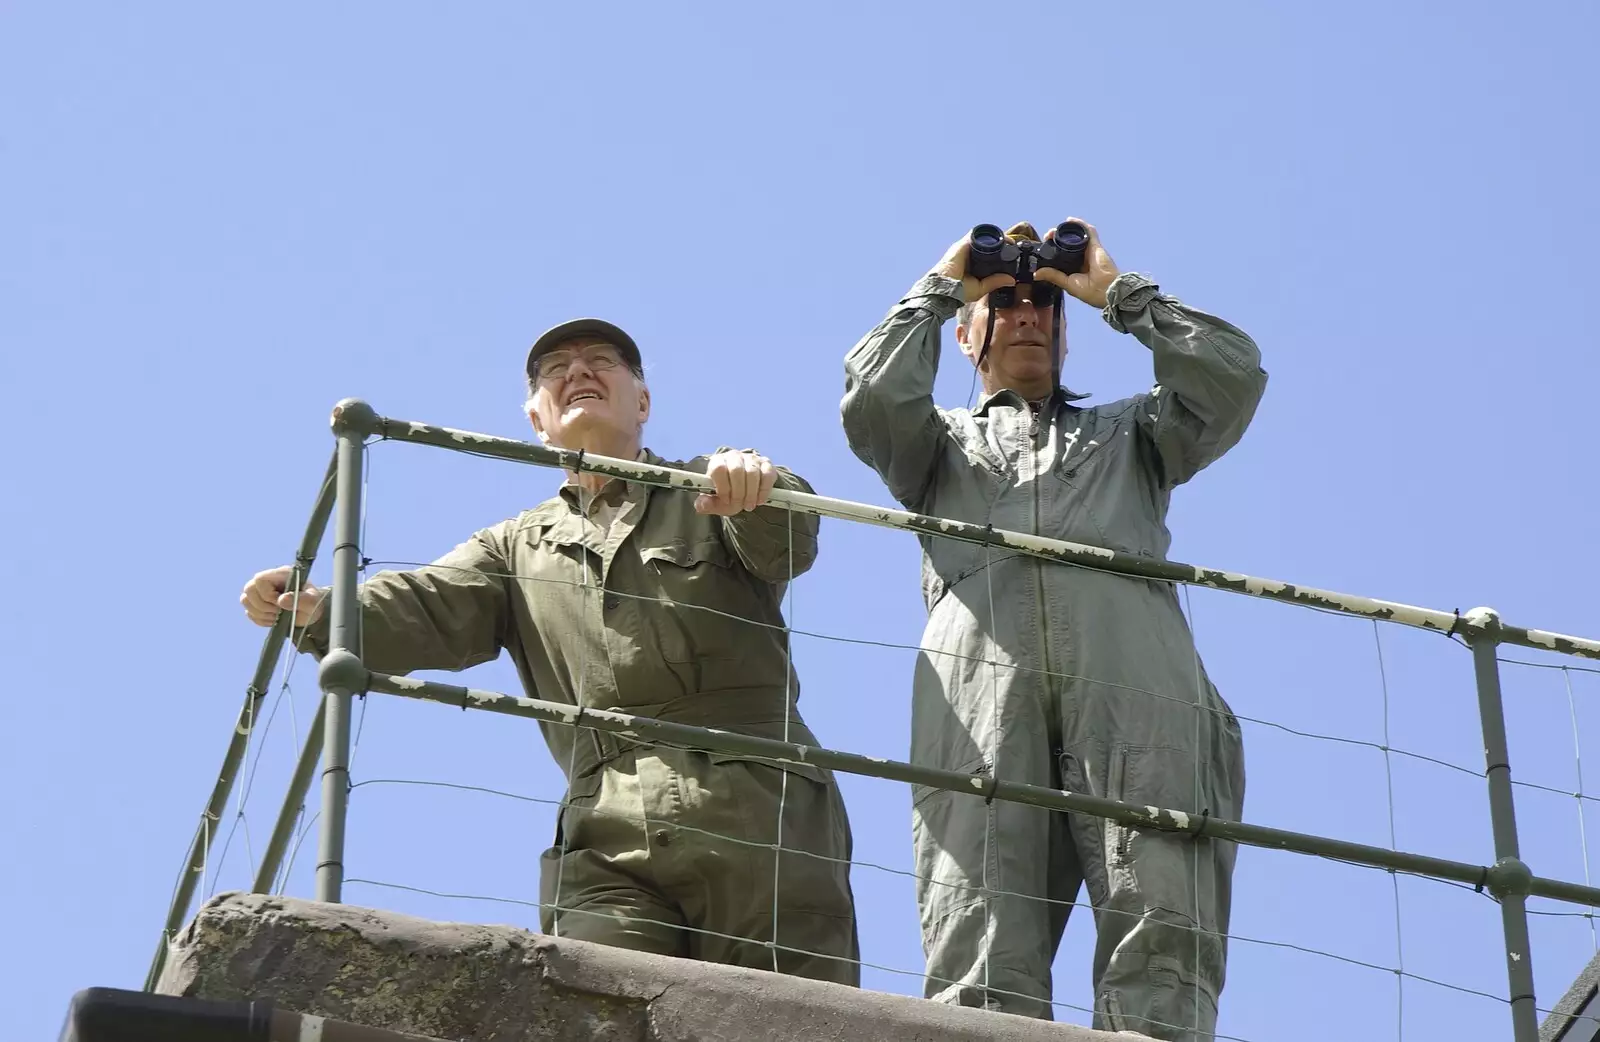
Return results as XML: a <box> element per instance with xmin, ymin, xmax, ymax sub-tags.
<box><xmin>973</xmin><ymin>384</ymin><xmax>1091</xmax><ymax>417</ymax></box>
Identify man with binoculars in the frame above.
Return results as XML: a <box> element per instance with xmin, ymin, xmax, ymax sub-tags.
<box><xmin>841</xmin><ymin>219</ymin><xmax>1266</xmax><ymax>1039</ymax></box>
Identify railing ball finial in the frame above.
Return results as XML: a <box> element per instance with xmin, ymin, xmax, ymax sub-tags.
<box><xmin>318</xmin><ymin>648</ymin><xmax>370</xmax><ymax>698</ymax></box>
<box><xmin>330</xmin><ymin>398</ymin><xmax>380</xmax><ymax>439</ymax></box>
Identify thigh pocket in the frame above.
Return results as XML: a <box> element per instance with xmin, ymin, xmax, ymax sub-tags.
<box><xmin>706</xmin><ymin>753</ymin><xmax>853</xmax><ymax>916</ymax></box>
<box><xmin>539</xmin><ymin>771</ymin><xmax>606</xmax><ymax>932</ymax></box>
<box><xmin>706</xmin><ymin>752</ymin><xmax>842</xmax><ymax>844</ymax></box>
<box><xmin>546</xmin><ymin>770</ymin><xmax>605</xmax><ymax>853</ymax></box>
<box><xmin>1104</xmin><ymin>745</ymin><xmax>1224</xmax><ymax>910</ymax></box>
<box><xmin>537</xmin><ymin>846</ymin><xmax>566</xmax><ymax>932</ymax></box>
<box><xmin>1106</xmin><ymin>745</ymin><xmax>1214</xmax><ymax>851</ymax></box>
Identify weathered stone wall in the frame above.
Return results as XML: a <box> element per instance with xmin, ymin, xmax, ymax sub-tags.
<box><xmin>156</xmin><ymin>892</ymin><xmax>1137</xmax><ymax>1042</ymax></box>
<box><xmin>1543</xmin><ymin>948</ymin><xmax>1600</xmax><ymax>1041</ymax></box>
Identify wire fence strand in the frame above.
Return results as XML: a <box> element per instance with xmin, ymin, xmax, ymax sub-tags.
<box><xmin>769</xmin><ymin>497</ymin><xmax>797</xmax><ymax>975</ymax></box>
<box><xmin>1373</xmin><ymin>621</ymin><xmax>1407</xmax><ymax>1042</ymax></box>
<box><xmin>1564</xmin><ymin>665</ymin><xmax>1599</xmax><ymax>951</ymax></box>
<box><xmin>204</xmin><ymin>564</ymin><xmax>321</xmax><ymax>902</ymax></box>
<box><xmin>1182</xmin><ymin>584</ymin><xmax>1207</xmax><ymax>1038</ymax></box>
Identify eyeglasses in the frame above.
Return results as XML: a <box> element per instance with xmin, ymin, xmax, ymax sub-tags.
<box><xmin>986</xmin><ymin>283</ymin><xmax>1061</xmax><ymax>310</ymax></box>
<box><xmin>535</xmin><ymin>345</ymin><xmax>625</xmax><ymax>382</ymax></box>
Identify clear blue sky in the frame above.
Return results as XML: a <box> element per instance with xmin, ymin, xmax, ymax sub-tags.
<box><xmin>4</xmin><ymin>3</ymin><xmax>1597</xmax><ymax>1039</ymax></box>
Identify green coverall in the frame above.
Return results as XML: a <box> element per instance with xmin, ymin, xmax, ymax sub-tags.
<box><xmin>841</xmin><ymin>271</ymin><xmax>1266</xmax><ymax>1038</ymax></box>
<box><xmin>302</xmin><ymin>449</ymin><xmax>859</xmax><ymax>984</ymax></box>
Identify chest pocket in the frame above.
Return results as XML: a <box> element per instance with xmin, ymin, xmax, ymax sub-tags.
<box><xmin>1053</xmin><ymin>417</ymin><xmax>1119</xmax><ymax>484</ymax></box>
<box><xmin>637</xmin><ymin>536</ymin><xmax>736</xmax><ymax>664</ymax></box>
<box><xmin>508</xmin><ymin>514</ymin><xmax>605</xmax><ymax>635</ymax></box>
<box><xmin>529</xmin><ymin>512</ymin><xmax>602</xmax><ymax>570</ymax></box>
<box><xmin>639</xmin><ymin>535</ymin><xmax>732</xmax><ymax>571</ymax></box>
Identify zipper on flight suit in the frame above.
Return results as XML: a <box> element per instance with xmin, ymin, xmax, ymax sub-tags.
<box><xmin>1027</xmin><ymin>399</ymin><xmax>1059</xmax><ymax>706</ymax></box>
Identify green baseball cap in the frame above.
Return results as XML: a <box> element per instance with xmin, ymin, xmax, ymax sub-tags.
<box><xmin>525</xmin><ymin>318</ymin><xmax>643</xmax><ymax>382</ymax></box>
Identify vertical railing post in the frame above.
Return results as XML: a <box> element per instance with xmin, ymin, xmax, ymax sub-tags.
<box><xmin>1465</xmin><ymin>607</ymin><xmax>1539</xmax><ymax>1042</ymax></box>
<box><xmin>314</xmin><ymin>399</ymin><xmax>378</xmax><ymax>904</ymax></box>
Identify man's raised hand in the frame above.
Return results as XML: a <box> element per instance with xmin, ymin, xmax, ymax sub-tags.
<box><xmin>1032</xmin><ymin>218</ymin><xmax>1121</xmax><ymax>308</ymax></box>
<box><xmin>933</xmin><ymin>231</ymin><xmax>1018</xmax><ymax>303</ymax></box>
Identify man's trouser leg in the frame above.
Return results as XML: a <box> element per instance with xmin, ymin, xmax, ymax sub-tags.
<box><xmin>661</xmin><ymin>748</ymin><xmax>859</xmax><ymax>985</ymax></box>
<box><xmin>913</xmin><ymin>720</ymin><xmax>1077</xmax><ymax>1019</ymax></box>
<box><xmin>540</xmin><ymin>747</ymin><xmax>859</xmax><ymax>985</ymax></box>
<box><xmin>1066</xmin><ymin>738</ymin><xmax>1244</xmax><ymax>1042</ymax></box>
<box><xmin>539</xmin><ymin>756</ymin><xmax>689</xmax><ymax>957</ymax></box>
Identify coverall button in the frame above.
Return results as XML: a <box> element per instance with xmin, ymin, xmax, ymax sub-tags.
<box><xmin>653</xmin><ymin>828</ymin><xmax>671</xmax><ymax>847</ymax></box>
<box><xmin>604</xmin><ymin>595</ymin><xmax>620</xmax><ymax>610</ymax></box>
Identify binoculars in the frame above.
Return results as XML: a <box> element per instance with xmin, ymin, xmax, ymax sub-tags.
<box><xmin>967</xmin><ymin>222</ymin><xmax>1090</xmax><ymax>282</ymax></box>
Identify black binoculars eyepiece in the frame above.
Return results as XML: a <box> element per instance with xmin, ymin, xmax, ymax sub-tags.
<box><xmin>967</xmin><ymin>222</ymin><xmax>1090</xmax><ymax>282</ymax></box>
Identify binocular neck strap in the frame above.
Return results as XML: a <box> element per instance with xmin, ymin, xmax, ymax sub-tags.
<box><xmin>1050</xmin><ymin>301</ymin><xmax>1063</xmax><ymax>394</ymax></box>
<box><xmin>976</xmin><ymin>305</ymin><xmax>999</xmax><ymax>370</ymax></box>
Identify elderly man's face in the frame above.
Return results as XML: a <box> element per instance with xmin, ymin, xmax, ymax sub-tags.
<box><xmin>956</xmin><ymin>284</ymin><xmax>1061</xmax><ymax>395</ymax></box>
<box><xmin>527</xmin><ymin>335</ymin><xmax>650</xmax><ymax>447</ymax></box>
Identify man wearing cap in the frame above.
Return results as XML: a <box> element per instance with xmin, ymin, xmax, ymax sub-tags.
<box><xmin>241</xmin><ymin>318</ymin><xmax>860</xmax><ymax>983</ymax></box>
<box><xmin>840</xmin><ymin>221</ymin><xmax>1266</xmax><ymax>1038</ymax></box>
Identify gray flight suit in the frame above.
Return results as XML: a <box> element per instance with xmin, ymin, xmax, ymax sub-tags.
<box><xmin>301</xmin><ymin>448</ymin><xmax>859</xmax><ymax>984</ymax></box>
<box><xmin>841</xmin><ymin>271</ymin><xmax>1266</xmax><ymax>1038</ymax></box>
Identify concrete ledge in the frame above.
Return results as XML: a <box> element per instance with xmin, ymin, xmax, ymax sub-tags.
<box><xmin>1543</xmin><ymin>948</ymin><xmax>1600</xmax><ymax>1041</ymax></box>
<box><xmin>156</xmin><ymin>892</ymin><xmax>1134</xmax><ymax>1042</ymax></box>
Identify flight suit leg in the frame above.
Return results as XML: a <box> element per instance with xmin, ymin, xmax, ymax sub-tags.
<box><xmin>914</xmin><ymin>714</ymin><xmax>1061</xmax><ymax>1019</ymax></box>
<box><xmin>1067</xmin><ymin>733</ymin><xmax>1245</xmax><ymax>1042</ymax></box>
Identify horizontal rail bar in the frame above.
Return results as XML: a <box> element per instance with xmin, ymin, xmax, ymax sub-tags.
<box><xmin>356</xmin><ymin>663</ymin><xmax>1600</xmax><ymax>909</ymax></box>
<box><xmin>342</xmin><ymin>403</ymin><xmax>1600</xmax><ymax>662</ymax></box>
<box><xmin>144</xmin><ymin>451</ymin><xmax>340</xmax><ymax>992</ymax></box>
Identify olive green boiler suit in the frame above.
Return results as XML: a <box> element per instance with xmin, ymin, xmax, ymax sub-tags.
<box><xmin>841</xmin><ymin>271</ymin><xmax>1266</xmax><ymax>1037</ymax></box>
<box><xmin>302</xmin><ymin>448</ymin><xmax>859</xmax><ymax>983</ymax></box>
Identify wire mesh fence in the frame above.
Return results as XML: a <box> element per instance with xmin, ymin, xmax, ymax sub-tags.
<box><xmin>146</xmin><ymin>402</ymin><xmax>1600</xmax><ymax>1042</ymax></box>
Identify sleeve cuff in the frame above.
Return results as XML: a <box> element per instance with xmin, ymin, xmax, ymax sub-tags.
<box><xmin>901</xmin><ymin>273</ymin><xmax>966</xmax><ymax>321</ymax></box>
<box><xmin>1101</xmin><ymin>272</ymin><xmax>1162</xmax><ymax>333</ymax></box>
<box><xmin>294</xmin><ymin>609</ymin><xmax>332</xmax><ymax>658</ymax></box>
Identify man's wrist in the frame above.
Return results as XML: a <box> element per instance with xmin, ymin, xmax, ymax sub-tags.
<box><xmin>293</xmin><ymin>605</ymin><xmax>333</xmax><ymax>656</ymax></box>
<box><xmin>902</xmin><ymin>273</ymin><xmax>965</xmax><ymax>320</ymax></box>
